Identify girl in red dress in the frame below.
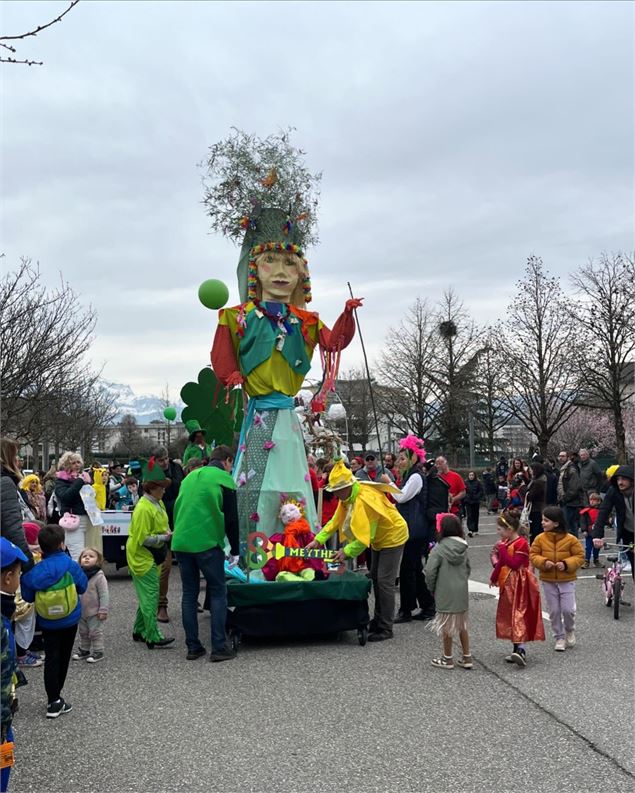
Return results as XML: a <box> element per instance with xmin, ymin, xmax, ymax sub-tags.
<box><xmin>490</xmin><ymin>510</ymin><xmax>545</xmax><ymax>666</ymax></box>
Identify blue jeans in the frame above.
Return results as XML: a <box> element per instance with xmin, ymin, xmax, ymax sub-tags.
<box><xmin>564</xmin><ymin>505</ymin><xmax>580</xmax><ymax>537</ymax></box>
<box><xmin>176</xmin><ymin>548</ymin><xmax>227</xmax><ymax>653</ymax></box>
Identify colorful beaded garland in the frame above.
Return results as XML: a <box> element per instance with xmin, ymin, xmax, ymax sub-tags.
<box><xmin>248</xmin><ymin>242</ymin><xmax>312</xmax><ymax>303</ymax></box>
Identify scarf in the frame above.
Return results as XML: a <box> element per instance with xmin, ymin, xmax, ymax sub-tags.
<box><xmin>82</xmin><ymin>565</ymin><xmax>101</xmax><ymax>580</ymax></box>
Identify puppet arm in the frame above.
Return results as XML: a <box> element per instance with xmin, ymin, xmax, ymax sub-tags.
<box><xmin>318</xmin><ymin>299</ymin><xmax>363</xmax><ymax>352</ymax></box>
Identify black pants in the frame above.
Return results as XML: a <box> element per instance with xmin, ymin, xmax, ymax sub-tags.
<box><xmin>466</xmin><ymin>503</ymin><xmax>480</xmax><ymax>534</ymax></box>
<box><xmin>42</xmin><ymin>625</ymin><xmax>77</xmax><ymax>704</ymax></box>
<box><xmin>399</xmin><ymin>538</ymin><xmax>435</xmax><ymax>615</ymax></box>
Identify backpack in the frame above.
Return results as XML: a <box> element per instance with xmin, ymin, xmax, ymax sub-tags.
<box><xmin>35</xmin><ymin>571</ymin><xmax>78</xmax><ymax>620</ymax></box>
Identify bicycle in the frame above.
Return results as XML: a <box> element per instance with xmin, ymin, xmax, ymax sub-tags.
<box><xmin>596</xmin><ymin>542</ymin><xmax>632</xmax><ymax>620</ymax></box>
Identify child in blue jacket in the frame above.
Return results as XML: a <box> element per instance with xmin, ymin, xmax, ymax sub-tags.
<box><xmin>20</xmin><ymin>525</ymin><xmax>87</xmax><ymax>719</ymax></box>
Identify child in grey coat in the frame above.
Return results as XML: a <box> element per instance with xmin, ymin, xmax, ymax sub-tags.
<box><xmin>425</xmin><ymin>513</ymin><xmax>471</xmax><ymax>670</ymax></box>
<box><xmin>72</xmin><ymin>548</ymin><xmax>109</xmax><ymax>663</ymax></box>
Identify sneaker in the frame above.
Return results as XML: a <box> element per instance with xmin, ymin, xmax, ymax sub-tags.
<box><xmin>504</xmin><ymin>655</ymin><xmax>515</xmax><ymax>663</ymax></box>
<box><xmin>431</xmin><ymin>656</ymin><xmax>454</xmax><ymax>669</ymax></box>
<box><xmin>210</xmin><ymin>647</ymin><xmax>236</xmax><ymax>663</ymax></box>
<box><xmin>412</xmin><ymin>610</ymin><xmax>436</xmax><ymax>621</ymax></box>
<box><xmin>393</xmin><ymin>612</ymin><xmax>412</xmax><ymax>624</ymax></box>
<box><xmin>554</xmin><ymin>639</ymin><xmax>566</xmax><ymax>652</ymax></box>
<box><xmin>593</xmin><ymin>560</ymin><xmax>604</xmax><ymax>568</ymax></box>
<box><xmin>72</xmin><ymin>649</ymin><xmax>90</xmax><ymax>661</ymax></box>
<box><xmin>456</xmin><ymin>655</ymin><xmax>473</xmax><ymax>669</ymax></box>
<box><xmin>565</xmin><ymin>631</ymin><xmax>576</xmax><ymax>648</ymax></box>
<box><xmin>186</xmin><ymin>647</ymin><xmax>207</xmax><ymax>660</ymax></box>
<box><xmin>467</xmin><ymin>531</ymin><xmax>473</xmax><ymax>538</ymax></box>
<box><xmin>622</xmin><ymin>562</ymin><xmax>632</xmax><ymax>573</ymax></box>
<box><xmin>86</xmin><ymin>652</ymin><xmax>104</xmax><ymax>663</ymax></box>
<box><xmin>18</xmin><ymin>652</ymin><xmax>43</xmax><ymax>668</ymax></box>
<box><xmin>582</xmin><ymin>560</ymin><xmax>590</xmax><ymax>569</ymax></box>
<box><xmin>511</xmin><ymin>650</ymin><xmax>527</xmax><ymax>667</ymax></box>
<box><xmin>46</xmin><ymin>699</ymin><xmax>72</xmax><ymax>719</ymax></box>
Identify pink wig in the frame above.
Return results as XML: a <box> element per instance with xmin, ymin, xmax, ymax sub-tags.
<box><xmin>399</xmin><ymin>434</ymin><xmax>426</xmax><ymax>463</ymax></box>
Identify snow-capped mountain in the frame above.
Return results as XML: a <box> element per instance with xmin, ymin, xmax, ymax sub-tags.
<box><xmin>102</xmin><ymin>381</ymin><xmax>184</xmax><ymax>424</ymax></box>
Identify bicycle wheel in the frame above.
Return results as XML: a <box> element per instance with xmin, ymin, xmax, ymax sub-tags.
<box><xmin>613</xmin><ymin>578</ymin><xmax>621</xmax><ymax>620</ymax></box>
<box><xmin>604</xmin><ymin>579</ymin><xmax>612</xmax><ymax>607</ymax></box>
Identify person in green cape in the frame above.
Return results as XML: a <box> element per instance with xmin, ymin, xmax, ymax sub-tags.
<box><xmin>182</xmin><ymin>420</ymin><xmax>213</xmax><ymax>466</ymax></box>
<box><xmin>125</xmin><ymin>457</ymin><xmax>175</xmax><ymax>649</ymax></box>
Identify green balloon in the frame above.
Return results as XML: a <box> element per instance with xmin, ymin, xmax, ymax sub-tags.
<box><xmin>198</xmin><ymin>279</ymin><xmax>229</xmax><ymax>310</ymax></box>
<box><xmin>163</xmin><ymin>406</ymin><xmax>177</xmax><ymax>421</ymax></box>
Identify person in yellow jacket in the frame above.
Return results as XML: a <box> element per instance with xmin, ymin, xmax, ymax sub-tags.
<box><xmin>529</xmin><ymin>506</ymin><xmax>584</xmax><ymax>653</ymax></box>
<box><xmin>306</xmin><ymin>459</ymin><xmax>408</xmax><ymax>642</ymax></box>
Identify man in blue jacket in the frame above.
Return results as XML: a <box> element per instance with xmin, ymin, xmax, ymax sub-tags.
<box><xmin>20</xmin><ymin>525</ymin><xmax>87</xmax><ymax>718</ymax></box>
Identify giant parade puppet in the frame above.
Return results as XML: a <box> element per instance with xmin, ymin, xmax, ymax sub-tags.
<box><xmin>199</xmin><ymin>130</ymin><xmax>363</xmax><ymax>576</ymax></box>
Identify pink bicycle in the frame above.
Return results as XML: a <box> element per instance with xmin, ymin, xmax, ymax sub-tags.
<box><xmin>596</xmin><ymin>542</ymin><xmax>632</xmax><ymax>620</ymax></box>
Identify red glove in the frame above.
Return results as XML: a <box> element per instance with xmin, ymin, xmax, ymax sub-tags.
<box><xmin>345</xmin><ymin>298</ymin><xmax>364</xmax><ymax>312</ymax></box>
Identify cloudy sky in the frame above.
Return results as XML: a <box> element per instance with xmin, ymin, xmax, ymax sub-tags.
<box><xmin>2</xmin><ymin>0</ymin><xmax>633</xmax><ymax>398</ymax></box>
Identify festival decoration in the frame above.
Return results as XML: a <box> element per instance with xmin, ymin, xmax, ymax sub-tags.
<box><xmin>180</xmin><ymin>367</ymin><xmax>243</xmax><ymax>448</ymax></box>
<box><xmin>399</xmin><ymin>434</ymin><xmax>426</xmax><ymax>463</ymax></box>
<box><xmin>198</xmin><ymin>278</ymin><xmax>229</xmax><ymax>310</ymax></box>
<box><xmin>163</xmin><ymin>406</ymin><xmax>177</xmax><ymax>422</ymax></box>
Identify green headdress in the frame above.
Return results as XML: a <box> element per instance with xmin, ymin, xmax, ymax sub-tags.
<box><xmin>142</xmin><ymin>457</ymin><xmax>170</xmax><ymax>485</ymax></box>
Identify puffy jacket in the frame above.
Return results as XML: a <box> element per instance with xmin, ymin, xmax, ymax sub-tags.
<box><xmin>54</xmin><ymin>474</ymin><xmax>87</xmax><ymax>515</ymax></box>
<box><xmin>592</xmin><ymin>465</ymin><xmax>634</xmax><ymax>543</ymax></box>
<box><xmin>0</xmin><ymin>474</ymin><xmax>34</xmax><ymax>572</ymax></box>
<box><xmin>424</xmin><ymin>536</ymin><xmax>470</xmax><ymax>613</ymax></box>
<box><xmin>529</xmin><ymin>530</ymin><xmax>584</xmax><ymax>582</ymax></box>
<box><xmin>20</xmin><ymin>550</ymin><xmax>87</xmax><ymax>629</ymax></box>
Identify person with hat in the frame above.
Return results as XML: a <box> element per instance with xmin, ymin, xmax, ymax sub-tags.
<box><xmin>182</xmin><ymin>421</ymin><xmax>213</xmax><ymax>467</ymax></box>
<box><xmin>1</xmin><ymin>537</ymin><xmax>29</xmax><ymax>789</ymax></box>
<box><xmin>125</xmin><ymin>458</ymin><xmax>175</xmax><ymax>649</ymax></box>
<box><xmin>306</xmin><ymin>459</ymin><xmax>408</xmax><ymax>642</ymax></box>
<box><xmin>356</xmin><ymin>453</ymin><xmax>395</xmax><ymax>483</ymax></box>
<box><xmin>593</xmin><ymin>465</ymin><xmax>634</xmax><ymax>577</ymax></box>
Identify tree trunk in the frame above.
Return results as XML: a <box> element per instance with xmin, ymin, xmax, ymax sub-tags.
<box><xmin>614</xmin><ymin>405</ymin><xmax>627</xmax><ymax>464</ymax></box>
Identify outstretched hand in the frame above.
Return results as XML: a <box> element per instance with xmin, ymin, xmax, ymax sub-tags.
<box><xmin>345</xmin><ymin>297</ymin><xmax>364</xmax><ymax>312</ymax></box>
<box><xmin>226</xmin><ymin>371</ymin><xmax>245</xmax><ymax>387</ymax></box>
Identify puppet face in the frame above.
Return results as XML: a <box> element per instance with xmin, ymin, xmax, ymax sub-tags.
<box><xmin>280</xmin><ymin>502</ymin><xmax>302</xmax><ymax>525</ymax></box>
<box><xmin>257</xmin><ymin>252</ymin><xmax>300</xmax><ymax>303</ymax></box>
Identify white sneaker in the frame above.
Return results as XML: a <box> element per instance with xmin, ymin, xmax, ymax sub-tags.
<box><xmin>565</xmin><ymin>631</ymin><xmax>576</xmax><ymax>648</ymax></box>
<box><xmin>554</xmin><ymin>639</ymin><xmax>566</xmax><ymax>652</ymax></box>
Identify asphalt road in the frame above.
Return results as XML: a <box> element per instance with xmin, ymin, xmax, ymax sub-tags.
<box><xmin>10</xmin><ymin>514</ymin><xmax>635</xmax><ymax>793</ymax></box>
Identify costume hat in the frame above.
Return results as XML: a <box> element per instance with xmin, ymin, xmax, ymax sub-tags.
<box><xmin>237</xmin><ymin>207</ymin><xmax>311</xmax><ymax>304</ymax></box>
<box><xmin>325</xmin><ymin>458</ymin><xmax>356</xmax><ymax>492</ymax></box>
<box><xmin>142</xmin><ymin>457</ymin><xmax>171</xmax><ymax>487</ymax></box>
<box><xmin>185</xmin><ymin>419</ymin><xmax>207</xmax><ymax>442</ymax></box>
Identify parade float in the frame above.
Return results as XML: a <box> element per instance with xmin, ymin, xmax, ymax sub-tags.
<box><xmin>198</xmin><ymin>130</ymin><xmax>372</xmax><ymax>646</ymax></box>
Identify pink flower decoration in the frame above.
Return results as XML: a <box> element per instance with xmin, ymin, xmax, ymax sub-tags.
<box><xmin>304</xmin><ymin>473</ymin><xmax>310</xmax><ymax>481</ymax></box>
<box><xmin>263</xmin><ymin>440</ymin><xmax>276</xmax><ymax>451</ymax></box>
<box><xmin>280</xmin><ymin>492</ymin><xmax>288</xmax><ymax>502</ymax></box>
<box><xmin>239</xmin><ymin>443</ymin><xmax>246</xmax><ymax>453</ymax></box>
<box><xmin>249</xmin><ymin>512</ymin><xmax>260</xmax><ymax>523</ymax></box>
<box><xmin>237</xmin><ymin>472</ymin><xmax>247</xmax><ymax>488</ymax></box>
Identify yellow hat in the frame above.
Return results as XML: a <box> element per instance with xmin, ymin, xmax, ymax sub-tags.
<box><xmin>325</xmin><ymin>459</ymin><xmax>356</xmax><ymax>492</ymax></box>
<box><xmin>606</xmin><ymin>464</ymin><xmax>619</xmax><ymax>479</ymax></box>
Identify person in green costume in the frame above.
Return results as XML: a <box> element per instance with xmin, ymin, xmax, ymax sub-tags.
<box><xmin>182</xmin><ymin>420</ymin><xmax>213</xmax><ymax>466</ymax></box>
<box><xmin>125</xmin><ymin>458</ymin><xmax>175</xmax><ymax>649</ymax></box>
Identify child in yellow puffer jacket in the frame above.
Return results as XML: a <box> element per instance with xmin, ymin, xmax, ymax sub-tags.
<box><xmin>529</xmin><ymin>506</ymin><xmax>584</xmax><ymax>653</ymax></box>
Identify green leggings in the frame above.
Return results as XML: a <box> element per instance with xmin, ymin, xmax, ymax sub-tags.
<box><xmin>131</xmin><ymin>566</ymin><xmax>164</xmax><ymax>643</ymax></box>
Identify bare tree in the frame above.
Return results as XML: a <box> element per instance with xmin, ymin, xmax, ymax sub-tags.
<box><xmin>473</xmin><ymin>330</ymin><xmax>511</xmax><ymax>464</ymax></box>
<box><xmin>569</xmin><ymin>252</ymin><xmax>635</xmax><ymax>463</ymax></box>
<box><xmin>0</xmin><ymin>0</ymin><xmax>79</xmax><ymax>66</ymax></box>
<box><xmin>336</xmin><ymin>369</ymin><xmax>375</xmax><ymax>452</ymax></box>
<box><xmin>495</xmin><ymin>256</ymin><xmax>581</xmax><ymax>453</ymax></box>
<box><xmin>113</xmin><ymin>414</ymin><xmax>150</xmax><ymax>459</ymax></box>
<box><xmin>376</xmin><ymin>298</ymin><xmax>437</xmax><ymax>440</ymax></box>
<box><xmin>428</xmin><ymin>290</ymin><xmax>481</xmax><ymax>464</ymax></box>
<box><xmin>1</xmin><ymin>258</ymin><xmax>96</xmax><ymax>439</ymax></box>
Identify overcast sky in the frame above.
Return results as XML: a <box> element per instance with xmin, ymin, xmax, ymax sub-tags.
<box><xmin>2</xmin><ymin>0</ymin><xmax>633</xmax><ymax>398</ymax></box>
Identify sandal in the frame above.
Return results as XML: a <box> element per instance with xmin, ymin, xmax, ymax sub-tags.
<box><xmin>431</xmin><ymin>655</ymin><xmax>454</xmax><ymax>669</ymax></box>
<box><xmin>456</xmin><ymin>655</ymin><xmax>473</xmax><ymax>669</ymax></box>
